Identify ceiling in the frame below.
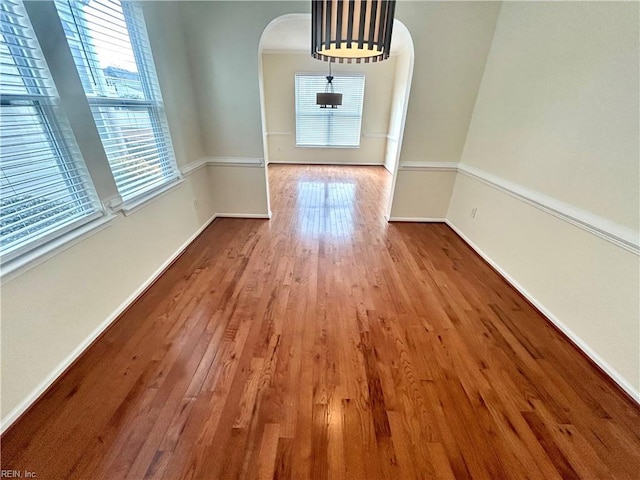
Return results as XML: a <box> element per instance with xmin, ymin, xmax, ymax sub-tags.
<box><xmin>261</xmin><ymin>15</ymin><xmax>412</xmax><ymax>54</ymax></box>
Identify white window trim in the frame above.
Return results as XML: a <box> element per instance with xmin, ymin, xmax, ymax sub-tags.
<box><xmin>294</xmin><ymin>71</ymin><xmax>366</xmax><ymax>149</ymax></box>
<box><xmin>0</xmin><ymin>1</ymin><xmax>190</xmax><ymax>280</ymax></box>
<box><xmin>295</xmin><ymin>144</ymin><xmax>363</xmax><ymax>150</ymax></box>
<box><xmin>1</xmin><ymin>0</ymin><xmax>105</xmax><ymax>270</ymax></box>
<box><xmin>0</xmin><ymin>213</ymin><xmax>116</xmax><ymax>282</ymax></box>
<box><xmin>1</xmin><ymin>174</ymin><xmax>186</xmax><ymax>281</ymax></box>
<box><xmin>120</xmin><ymin>176</ymin><xmax>184</xmax><ymax>216</ymax></box>
<box><xmin>56</xmin><ymin>0</ymin><xmax>180</xmax><ymax>203</ymax></box>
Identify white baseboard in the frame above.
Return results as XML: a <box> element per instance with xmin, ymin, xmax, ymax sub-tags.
<box><xmin>267</xmin><ymin>160</ymin><xmax>385</xmax><ymax>167</ymax></box>
<box><xmin>215</xmin><ymin>213</ymin><xmax>272</xmax><ymax>219</ymax></box>
<box><xmin>0</xmin><ymin>212</ymin><xmax>219</xmax><ymax>434</ymax></box>
<box><xmin>388</xmin><ymin>217</ymin><xmax>446</xmax><ymax>222</ymax></box>
<box><xmin>445</xmin><ymin>219</ymin><xmax>640</xmax><ymax>404</ymax></box>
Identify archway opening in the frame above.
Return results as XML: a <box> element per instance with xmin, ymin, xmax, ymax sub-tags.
<box><xmin>258</xmin><ymin>13</ymin><xmax>415</xmax><ymax>219</ymax></box>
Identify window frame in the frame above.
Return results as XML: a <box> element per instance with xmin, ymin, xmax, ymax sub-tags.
<box><xmin>0</xmin><ymin>0</ymin><xmax>104</xmax><ymax>265</ymax></box>
<box><xmin>54</xmin><ymin>0</ymin><xmax>180</xmax><ymax>203</ymax></box>
<box><xmin>294</xmin><ymin>72</ymin><xmax>366</xmax><ymax>149</ymax></box>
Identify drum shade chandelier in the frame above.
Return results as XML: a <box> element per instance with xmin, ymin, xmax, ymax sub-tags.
<box><xmin>311</xmin><ymin>0</ymin><xmax>396</xmax><ymax>63</ymax></box>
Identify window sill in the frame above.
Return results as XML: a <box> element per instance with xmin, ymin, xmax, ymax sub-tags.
<box><xmin>120</xmin><ymin>178</ymin><xmax>184</xmax><ymax>217</ymax></box>
<box><xmin>1</xmin><ymin>214</ymin><xmax>116</xmax><ymax>283</ymax></box>
<box><xmin>295</xmin><ymin>145</ymin><xmax>361</xmax><ymax>149</ymax></box>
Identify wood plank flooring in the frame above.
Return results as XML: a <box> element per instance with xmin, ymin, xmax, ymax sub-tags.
<box><xmin>2</xmin><ymin>164</ymin><xmax>640</xmax><ymax>479</ymax></box>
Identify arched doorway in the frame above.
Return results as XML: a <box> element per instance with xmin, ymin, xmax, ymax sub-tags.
<box><xmin>257</xmin><ymin>14</ymin><xmax>415</xmax><ymax>219</ymax></box>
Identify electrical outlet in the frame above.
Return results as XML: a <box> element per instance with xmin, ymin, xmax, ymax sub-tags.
<box><xmin>471</xmin><ymin>207</ymin><xmax>477</xmax><ymax>218</ymax></box>
<box><xmin>193</xmin><ymin>198</ymin><xmax>199</xmax><ymax>210</ymax></box>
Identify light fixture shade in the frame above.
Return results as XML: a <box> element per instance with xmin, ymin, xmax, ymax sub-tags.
<box><xmin>316</xmin><ymin>92</ymin><xmax>343</xmax><ymax>108</ymax></box>
<box><xmin>312</xmin><ymin>0</ymin><xmax>396</xmax><ymax>63</ymax></box>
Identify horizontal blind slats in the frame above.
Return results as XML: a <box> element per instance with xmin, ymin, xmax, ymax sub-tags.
<box><xmin>0</xmin><ymin>19</ymin><xmax>28</xmax><ymax>31</ymax></box>
<box><xmin>1</xmin><ymin>199</ymin><xmax>96</xmax><ymax>243</ymax></box>
<box><xmin>54</xmin><ymin>0</ymin><xmax>178</xmax><ymax>201</ymax></box>
<box><xmin>295</xmin><ymin>74</ymin><xmax>365</xmax><ymax>147</ymax></box>
<box><xmin>1</xmin><ymin>190</ymin><xmax>96</xmax><ymax>225</ymax></box>
<box><xmin>0</xmin><ymin>0</ymin><xmax>101</xmax><ymax>261</ymax></box>
<box><xmin>0</xmin><ymin>50</ymin><xmax>48</xmax><ymax>64</ymax></box>
<box><xmin>1</xmin><ymin>168</ymin><xmax>91</xmax><ymax>190</ymax></box>
<box><xmin>117</xmin><ymin>175</ymin><xmax>166</xmax><ymax>200</ymax></box>
<box><xmin>1</xmin><ymin>151</ymin><xmax>79</xmax><ymax>166</ymax></box>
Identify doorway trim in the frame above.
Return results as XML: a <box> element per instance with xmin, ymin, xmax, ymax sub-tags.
<box><xmin>257</xmin><ymin>14</ymin><xmax>415</xmax><ymax>220</ymax></box>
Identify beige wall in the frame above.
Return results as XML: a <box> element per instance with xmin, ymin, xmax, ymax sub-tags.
<box><xmin>263</xmin><ymin>53</ymin><xmax>396</xmax><ymax>165</ymax></box>
<box><xmin>388</xmin><ymin>1</ymin><xmax>501</xmax><ymax>219</ymax></box>
<box><xmin>384</xmin><ymin>49</ymin><xmax>412</xmax><ymax>173</ymax></box>
<box><xmin>390</xmin><ymin>169</ymin><xmax>457</xmax><ymax>220</ymax></box>
<box><xmin>394</xmin><ymin>1</ymin><xmax>501</xmax><ymax>165</ymax></box>
<box><xmin>448</xmin><ymin>174</ymin><xmax>640</xmax><ymax>396</ymax></box>
<box><xmin>208</xmin><ymin>165</ymin><xmax>270</xmax><ymax>216</ymax></box>
<box><xmin>179</xmin><ymin>1</ymin><xmax>501</xmax><ymax>165</ymax></box>
<box><xmin>178</xmin><ymin>1</ymin><xmax>308</xmax><ymax>216</ymax></box>
<box><xmin>143</xmin><ymin>1</ymin><xmax>205</xmax><ymax>169</ymax></box>
<box><xmin>179</xmin><ymin>1</ymin><xmax>308</xmax><ymax>159</ymax></box>
<box><xmin>459</xmin><ymin>1</ymin><xmax>639</xmax><ymax>230</ymax></box>
<box><xmin>448</xmin><ymin>1</ymin><xmax>640</xmax><ymax>397</ymax></box>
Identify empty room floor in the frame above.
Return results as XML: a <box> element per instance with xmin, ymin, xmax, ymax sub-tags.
<box><xmin>2</xmin><ymin>164</ymin><xmax>640</xmax><ymax>479</ymax></box>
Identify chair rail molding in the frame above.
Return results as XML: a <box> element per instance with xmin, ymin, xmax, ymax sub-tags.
<box><xmin>398</xmin><ymin>161</ymin><xmax>458</xmax><ymax>172</ymax></box>
<box><xmin>180</xmin><ymin>158</ymin><xmax>207</xmax><ymax>176</ymax></box>
<box><xmin>205</xmin><ymin>157</ymin><xmax>265</xmax><ymax>168</ymax></box>
<box><xmin>457</xmin><ymin>164</ymin><xmax>640</xmax><ymax>255</ymax></box>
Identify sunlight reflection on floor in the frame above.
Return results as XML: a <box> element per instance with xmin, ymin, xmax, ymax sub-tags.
<box><xmin>296</xmin><ymin>181</ymin><xmax>357</xmax><ymax>239</ymax></box>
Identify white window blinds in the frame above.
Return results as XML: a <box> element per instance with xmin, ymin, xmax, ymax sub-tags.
<box><xmin>0</xmin><ymin>0</ymin><xmax>101</xmax><ymax>261</ymax></box>
<box><xmin>55</xmin><ymin>0</ymin><xmax>179</xmax><ymax>201</ymax></box>
<box><xmin>295</xmin><ymin>73</ymin><xmax>365</xmax><ymax>148</ymax></box>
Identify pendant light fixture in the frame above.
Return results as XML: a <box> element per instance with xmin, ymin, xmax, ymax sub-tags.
<box><xmin>311</xmin><ymin>0</ymin><xmax>396</xmax><ymax>63</ymax></box>
<box><xmin>316</xmin><ymin>61</ymin><xmax>342</xmax><ymax>108</ymax></box>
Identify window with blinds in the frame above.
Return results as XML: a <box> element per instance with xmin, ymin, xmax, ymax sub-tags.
<box><xmin>54</xmin><ymin>0</ymin><xmax>179</xmax><ymax>201</ymax></box>
<box><xmin>295</xmin><ymin>73</ymin><xmax>365</xmax><ymax>148</ymax></box>
<box><xmin>0</xmin><ymin>0</ymin><xmax>101</xmax><ymax>262</ymax></box>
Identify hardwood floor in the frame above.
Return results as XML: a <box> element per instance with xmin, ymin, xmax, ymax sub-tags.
<box><xmin>2</xmin><ymin>164</ymin><xmax>639</xmax><ymax>479</ymax></box>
